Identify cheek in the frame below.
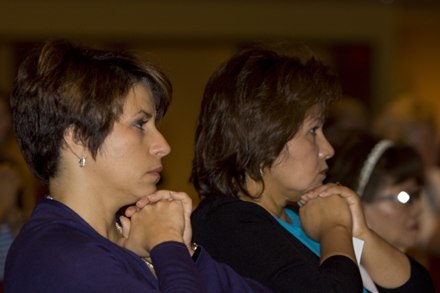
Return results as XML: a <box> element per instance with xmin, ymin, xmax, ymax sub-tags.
<box><xmin>98</xmin><ymin>135</ymin><xmax>140</xmax><ymax>169</ymax></box>
<box><xmin>371</xmin><ymin>204</ymin><xmax>409</xmax><ymax>229</ymax></box>
<box><xmin>286</xmin><ymin>145</ymin><xmax>315</xmax><ymax>167</ymax></box>
<box><xmin>375</xmin><ymin>204</ymin><xmax>398</xmax><ymax>219</ymax></box>
<box><xmin>365</xmin><ymin>204</ymin><xmax>390</xmax><ymax>223</ymax></box>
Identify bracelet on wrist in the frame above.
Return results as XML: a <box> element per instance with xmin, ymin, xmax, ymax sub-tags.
<box><xmin>190</xmin><ymin>242</ymin><xmax>200</xmax><ymax>261</ymax></box>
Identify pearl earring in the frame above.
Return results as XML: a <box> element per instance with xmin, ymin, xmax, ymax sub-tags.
<box><xmin>79</xmin><ymin>156</ymin><xmax>86</xmax><ymax>168</ymax></box>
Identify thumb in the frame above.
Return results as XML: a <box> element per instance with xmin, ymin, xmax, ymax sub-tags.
<box><xmin>119</xmin><ymin>215</ymin><xmax>131</xmax><ymax>239</ymax></box>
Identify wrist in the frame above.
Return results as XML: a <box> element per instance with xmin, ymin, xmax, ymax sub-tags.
<box><xmin>320</xmin><ymin>225</ymin><xmax>356</xmax><ymax>263</ymax></box>
<box><xmin>354</xmin><ymin>226</ymin><xmax>373</xmax><ymax>241</ymax></box>
<box><xmin>146</xmin><ymin>230</ymin><xmax>184</xmax><ymax>252</ymax></box>
<box><xmin>322</xmin><ymin>224</ymin><xmax>352</xmax><ymax>241</ymax></box>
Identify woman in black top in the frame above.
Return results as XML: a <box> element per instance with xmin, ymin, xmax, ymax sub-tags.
<box><xmin>190</xmin><ymin>46</ymin><xmax>434</xmax><ymax>292</ymax></box>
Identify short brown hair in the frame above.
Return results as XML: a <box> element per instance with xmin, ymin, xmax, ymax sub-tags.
<box><xmin>11</xmin><ymin>40</ymin><xmax>172</xmax><ymax>183</ymax></box>
<box><xmin>191</xmin><ymin>47</ymin><xmax>340</xmax><ymax>199</ymax></box>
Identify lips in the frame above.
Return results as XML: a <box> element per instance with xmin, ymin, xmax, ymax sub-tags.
<box><xmin>148</xmin><ymin>166</ymin><xmax>163</xmax><ymax>182</ymax></box>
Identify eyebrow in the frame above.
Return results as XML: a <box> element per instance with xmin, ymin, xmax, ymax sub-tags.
<box><xmin>137</xmin><ymin>110</ymin><xmax>154</xmax><ymax>119</ymax></box>
<box><xmin>305</xmin><ymin>114</ymin><xmax>324</xmax><ymax>125</ymax></box>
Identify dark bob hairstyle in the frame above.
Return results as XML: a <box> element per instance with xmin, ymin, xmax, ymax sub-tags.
<box><xmin>11</xmin><ymin>40</ymin><xmax>172</xmax><ymax>183</ymax></box>
<box><xmin>191</xmin><ymin>46</ymin><xmax>341</xmax><ymax>199</ymax></box>
<box><xmin>326</xmin><ymin>130</ymin><xmax>425</xmax><ymax>202</ymax></box>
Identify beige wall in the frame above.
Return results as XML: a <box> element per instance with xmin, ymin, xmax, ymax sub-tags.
<box><xmin>134</xmin><ymin>45</ymin><xmax>237</xmax><ymax>200</ymax></box>
<box><xmin>3</xmin><ymin>1</ymin><xmax>439</xmax><ymax>203</ymax></box>
<box><xmin>392</xmin><ymin>8</ymin><xmax>440</xmax><ymax>129</ymax></box>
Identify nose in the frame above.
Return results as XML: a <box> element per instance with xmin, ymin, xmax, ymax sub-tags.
<box><xmin>319</xmin><ymin>133</ymin><xmax>335</xmax><ymax>160</ymax></box>
<box><xmin>151</xmin><ymin>129</ymin><xmax>171</xmax><ymax>158</ymax></box>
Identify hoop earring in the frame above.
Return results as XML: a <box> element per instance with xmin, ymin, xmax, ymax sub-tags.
<box><xmin>79</xmin><ymin>156</ymin><xmax>86</xmax><ymax>168</ymax></box>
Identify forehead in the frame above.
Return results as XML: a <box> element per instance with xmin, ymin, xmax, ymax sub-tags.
<box><xmin>303</xmin><ymin>104</ymin><xmax>324</xmax><ymax>124</ymax></box>
<box><xmin>122</xmin><ymin>84</ymin><xmax>155</xmax><ymax>114</ymax></box>
<box><xmin>388</xmin><ymin>177</ymin><xmax>419</xmax><ymax>189</ymax></box>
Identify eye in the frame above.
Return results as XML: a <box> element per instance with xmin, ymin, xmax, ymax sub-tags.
<box><xmin>134</xmin><ymin>118</ymin><xmax>148</xmax><ymax>130</ymax></box>
<box><xmin>309</xmin><ymin>126</ymin><xmax>319</xmax><ymax>135</ymax></box>
<box><xmin>405</xmin><ymin>189</ymin><xmax>422</xmax><ymax>204</ymax></box>
<box><xmin>375</xmin><ymin>189</ymin><xmax>421</xmax><ymax>205</ymax></box>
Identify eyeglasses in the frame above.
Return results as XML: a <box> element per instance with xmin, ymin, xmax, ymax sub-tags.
<box><xmin>373</xmin><ymin>190</ymin><xmax>421</xmax><ymax>205</ymax></box>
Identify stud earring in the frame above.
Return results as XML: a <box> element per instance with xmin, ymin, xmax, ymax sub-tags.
<box><xmin>79</xmin><ymin>156</ymin><xmax>86</xmax><ymax>168</ymax></box>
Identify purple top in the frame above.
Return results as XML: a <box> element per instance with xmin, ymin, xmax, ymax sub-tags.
<box><xmin>5</xmin><ymin>198</ymin><xmax>271</xmax><ymax>292</ymax></box>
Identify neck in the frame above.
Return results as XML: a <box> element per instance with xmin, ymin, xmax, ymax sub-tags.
<box><xmin>241</xmin><ymin>176</ymin><xmax>291</xmax><ymax>221</ymax></box>
<box><xmin>49</xmin><ymin>177</ymin><xmax>123</xmax><ymax>242</ymax></box>
<box><xmin>240</xmin><ymin>194</ymin><xmax>290</xmax><ymax>222</ymax></box>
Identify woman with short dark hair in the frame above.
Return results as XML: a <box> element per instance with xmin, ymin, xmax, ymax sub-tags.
<box><xmin>5</xmin><ymin>40</ymin><xmax>271</xmax><ymax>293</ymax></box>
<box><xmin>191</xmin><ymin>47</ymin><xmax>434</xmax><ymax>292</ymax></box>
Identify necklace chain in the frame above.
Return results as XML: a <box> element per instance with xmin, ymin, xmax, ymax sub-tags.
<box><xmin>47</xmin><ymin>195</ymin><xmax>156</xmax><ymax>275</ymax></box>
<box><xmin>115</xmin><ymin>221</ymin><xmax>156</xmax><ymax>275</ymax></box>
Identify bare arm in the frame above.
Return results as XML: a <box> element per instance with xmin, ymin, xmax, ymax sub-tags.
<box><xmin>299</xmin><ymin>194</ymin><xmax>356</xmax><ymax>264</ymax></box>
<box><xmin>302</xmin><ymin>183</ymin><xmax>411</xmax><ymax>288</ymax></box>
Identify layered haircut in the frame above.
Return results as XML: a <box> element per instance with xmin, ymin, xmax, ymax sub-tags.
<box><xmin>191</xmin><ymin>47</ymin><xmax>340</xmax><ymax>199</ymax></box>
<box><xmin>326</xmin><ymin>130</ymin><xmax>425</xmax><ymax>202</ymax></box>
<box><xmin>11</xmin><ymin>40</ymin><xmax>172</xmax><ymax>183</ymax></box>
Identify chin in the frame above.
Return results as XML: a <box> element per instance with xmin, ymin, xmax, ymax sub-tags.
<box><xmin>406</xmin><ymin>239</ymin><xmax>417</xmax><ymax>249</ymax></box>
<box><xmin>398</xmin><ymin>239</ymin><xmax>417</xmax><ymax>252</ymax></box>
<box><xmin>307</xmin><ymin>181</ymin><xmax>323</xmax><ymax>191</ymax></box>
<box><xmin>132</xmin><ymin>185</ymin><xmax>157</xmax><ymax>199</ymax></box>
<box><xmin>143</xmin><ymin>187</ymin><xmax>158</xmax><ymax>197</ymax></box>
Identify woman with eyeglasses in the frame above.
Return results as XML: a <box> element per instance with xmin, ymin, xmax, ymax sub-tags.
<box><xmin>325</xmin><ymin>130</ymin><xmax>424</xmax><ymax>252</ymax></box>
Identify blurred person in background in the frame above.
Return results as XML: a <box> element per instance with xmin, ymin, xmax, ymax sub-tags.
<box><xmin>324</xmin><ymin>95</ymin><xmax>370</xmax><ymax>150</ymax></box>
<box><xmin>326</xmin><ymin>130</ymin><xmax>425</xmax><ymax>253</ymax></box>
<box><xmin>0</xmin><ymin>90</ymin><xmax>40</xmax><ymax>218</ymax></box>
<box><xmin>0</xmin><ymin>158</ymin><xmax>23</xmax><ymax>284</ymax></box>
<box><xmin>0</xmin><ymin>91</ymin><xmax>32</xmax><ymax>290</ymax></box>
<box><xmin>373</xmin><ymin>95</ymin><xmax>440</xmax><ymax>291</ymax></box>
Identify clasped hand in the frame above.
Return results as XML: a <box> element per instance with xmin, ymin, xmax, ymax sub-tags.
<box><xmin>299</xmin><ymin>183</ymin><xmax>370</xmax><ymax>240</ymax></box>
<box><xmin>117</xmin><ymin>190</ymin><xmax>193</xmax><ymax>258</ymax></box>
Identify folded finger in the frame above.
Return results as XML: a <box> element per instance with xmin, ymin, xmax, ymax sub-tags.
<box><xmin>125</xmin><ymin>205</ymin><xmax>139</xmax><ymax>217</ymax></box>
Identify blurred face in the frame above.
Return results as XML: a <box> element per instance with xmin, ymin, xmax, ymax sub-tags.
<box><xmin>262</xmin><ymin>105</ymin><xmax>335</xmax><ymax>203</ymax></box>
<box><xmin>89</xmin><ymin>84</ymin><xmax>170</xmax><ymax>203</ymax></box>
<box><xmin>409</xmin><ymin>123</ymin><xmax>440</xmax><ymax>167</ymax></box>
<box><xmin>0</xmin><ymin>99</ymin><xmax>12</xmax><ymax>144</ymax></box>
<box><xmin>0</xmin><ymin>163</ymin><xmax>22</xmax><ymax>219</ymax></box>
<box><xmin>363</xmin><ymin>178</ymin><xmax>422</xmax><ymax>251</ymax></box>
